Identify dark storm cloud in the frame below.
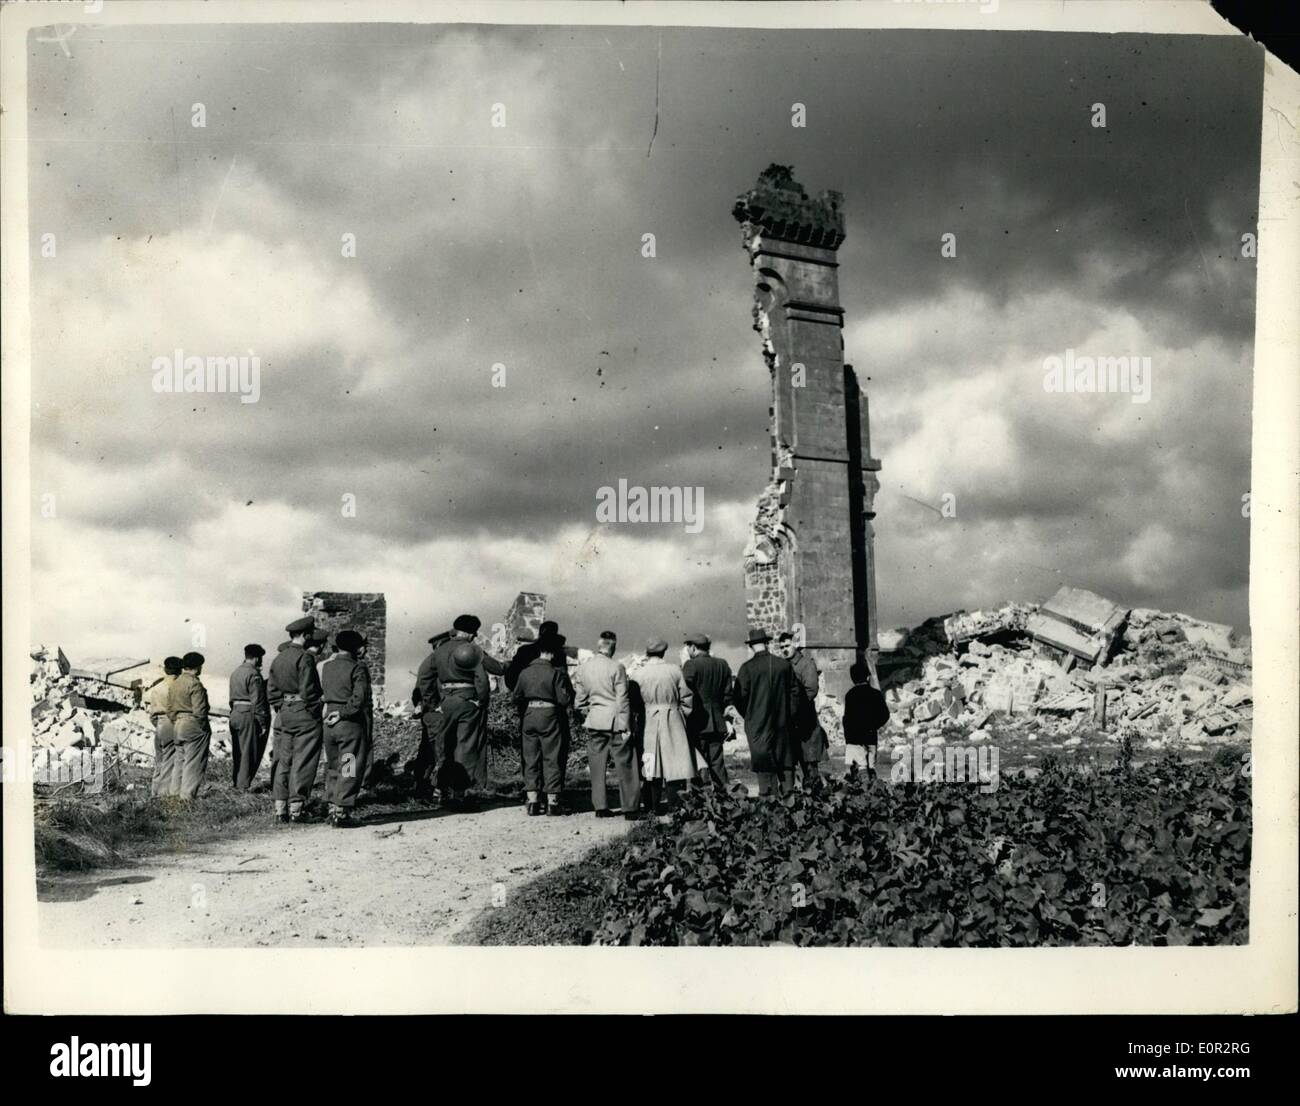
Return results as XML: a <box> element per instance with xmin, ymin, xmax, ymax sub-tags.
<box><xmin>27</xmin><ymin>22</ymin><xmax>1261</xmax><ymax>643</ymax></box>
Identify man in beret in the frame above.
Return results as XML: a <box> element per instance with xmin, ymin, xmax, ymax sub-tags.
<box><xmin>427</xmin><ymin>614</ymin><xmax>507</xmax><ymax>810</ymax></box>
<box><xmin>574</xmin><ymin>630</ymin><xmax>637</xmax><ymax>819</ymax></box>
<box><xmin>734</xmin><ymin>628</ymin><xmax>798</xmax><ymax>797</ymax></box>
<box><xmin>511</xmin><ymin>633</ymin><xmax>573</xmax><ymax>815</ymax></box>
<box><xmin>682</xmin><ymin>632</ymin><xmax>734</xmax><ymax>791</ymax></box>
<box><xmin>228</xmin><ymin>643</ymin><xmax>271</xmax><ymax>791</ymax></box>
<box><xmin>637</xmin><ymin>638</ymin><xmax>696</xmax><ymax>812</ymax></box>
<box><xmin>144</xmin><ymin>656</ymin><xmax>182</xmax><ymax>797</ymax></box>
<box><xmin>319</xmin><ymin>629</ymin><xmax>371</xmax><ymax>827</ymax></box>
<box><xmin>779</xmin><ymin>630</ymin><xmax>828</xmax><ymax>789</ymax></box>
<box><xmin>267</xmin><ymin>616</ymin><xmax>325</xmax><ymax>823</ymax></box>
<box><xmin>165</xmin><ymin>652</ymin><xmax>211</xmax><ymax>800</ymax></box>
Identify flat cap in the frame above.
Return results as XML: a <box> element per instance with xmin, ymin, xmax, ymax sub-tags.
<box><xmin>684</xmin><ymin>632</ymin><xmax>711</xmax><ymax>648</ymax></box>
<box><xmin>452</xmin><ymin>613</ymin><xmax>481</xmax><ymax>634</ymax></box>
<box><xmin>335</xmin><ymin>629</ymin><xmax>366</xmax><ymax>653</ymax></box>
<box><xmin>745</xmin><ymin>627</ymin><xmax>770</xmax><ymax>645</ymax></box>
<box><xmin>286</xmin><ymin>615</ymin><xmax>316</xmax><ymax>636</ymax></box>
<box><xmin>645</xmin><ymin>638</ymin><xmax>669</xmax><ymax>655</ymax></box>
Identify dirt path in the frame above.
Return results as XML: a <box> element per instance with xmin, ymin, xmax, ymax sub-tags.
<box><xmin>37</xmin><ymin>802</ymin><xmax>634</xmax><ymax>948</ymax></box>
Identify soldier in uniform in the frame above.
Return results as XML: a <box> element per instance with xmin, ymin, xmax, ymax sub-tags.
<box><xmin>319</xmin><ymin>629</ymin><xmax>371</xmax><ymax>828</ymax></box>
<box><xmin>411</xmin><ymin>629</ymin><xmax>451</xmax><ymax>800</ymax></box>
<box><xmin>166</xmin><ymin>652</ymin><xmax>211</xmax><ymax>800</ymax></box>
<box><xmin>511</xmin><ymin>634</ymin><xmax>573</xmax><ymax>816</ymax></box>
<box><xmin>779</xmin><ymin>631</ymin><xmax>828</xmax><ymax>788</ymax></box>
<box><xmin>144</xmin><ymin>656</ymin><xmax>182</xmax><ymax>797</ymax></box>
<box><xmin>681</xmin><ymin>632</ymin><xmax>734</xmax><ymax>790</ymax></box>
<box><xmin>267</xmin><ymin>616</ymin><xmax>325</xmax><ymax>823</ymax></box>
<box><xmin>228</xmin><ymin>643</ymin><xmax>271</xmax><ymax>790</ymax></box>
<box><xmin>505</xmin><ymin>620</ymin><xmax>572</xmax><ymax>788</ymax></box>
<box><xmin>431</xmin><ymin>614</ymin><xmax>506</xmax><ymax>809</ymax></box>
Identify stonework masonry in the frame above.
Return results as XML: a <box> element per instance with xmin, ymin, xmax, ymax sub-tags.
<box><xmin>302</xmin><ymin>591</ymin><xmax>386</xmax><ymax>700</ymax></box>
<box><xmin>489</xmin><ymin>591</ymin><xmax>547</xmax><ymax>660</ymax></box>
<box><xmin>733</xmin><ymin>164</ymin><xmax>882</xmax><ymax>697</ymax></box>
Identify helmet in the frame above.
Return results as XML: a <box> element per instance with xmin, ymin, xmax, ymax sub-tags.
<box><xmin>451</xmin><ymin>642</ymin><xmax>479</xmax><ymax>669</ymax></box>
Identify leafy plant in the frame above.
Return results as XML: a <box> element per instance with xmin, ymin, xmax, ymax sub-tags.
<box><xmin>593</xmin><ymin>754</ymin><xmax>1250</xmax><ymax>946</ymax></box>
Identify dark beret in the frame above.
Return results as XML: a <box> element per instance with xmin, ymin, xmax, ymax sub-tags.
<box><xmin>181</xmin><ymin>651</ymin><xmax>205</xmax><ymax>668</ymax></box>
<box><xmin>453</xmin><ymin>614</ymin><xmax>481</xmax><ymax>634</ymax></box>
<box><xmin>163</xmin><ymin>656</ymin><xmax>183</xmax><ymax>675</ymax></box>
<box><xmin>335</xmin><ymin>629</ymin><xmax>366</xmax><ymax>653</ymax></box>
<box><xmin>244</xmin><ymin>643</ymin><xmax>266</xmax><ymax>658</ymax></box>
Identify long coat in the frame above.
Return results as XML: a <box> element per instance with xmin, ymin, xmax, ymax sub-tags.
<box><xmin>734</xmin><ymin>651</ymin><xmax>798</xmax><ymax>773</ymax></box>
<box><xmin>789</xmin><ymin>649</ymin><xmax>828</xmax><ymax>762</ymax></box>
<box><xmin>635</xmin><ymin>657</ymin><xmax>696</xmax><ymax>782</ymax></box>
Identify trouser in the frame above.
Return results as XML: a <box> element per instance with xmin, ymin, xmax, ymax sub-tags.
<box><xmin>557</xmin><ymin>708</ymin><xmax>572</xmax><ymax>790</ymax></box>
<box><xmin>692</xmin><ymin>733</ymin><xmax>728</xmax><ymax>788</ymax></box>
<box><xmin>586</xmin><ymin>728</ymin><xmax>640</xmax><ymax>812</ymax></box>
<box><xmin>755</xmin><ymin>770</ymin><xmax>794</xmax><ymax>797</ymax></box>
<box><xmin>436</xmin><ymin>691</ymin><xmax>481</xmax><ymax>795</ymax></box>
<box><xmin>522</xmin><ymin>707</ymin><xmax>564</xmax><ymax>796</ymax></box>
<box><xmin>172</xmin><ymin>715</ymin><xmax>211</xmax><ymax>800</ymax></box>
<box><xmin>151</xmin><ymin>716</ymin><xmax>176</xmax><ymax>797</ymax></box>
<box><xmin>798</xmin><ymin>760</ymin><xmax>821</xmax><ymax>785</ymax></box>
<box><xmin>414</xmin><ymin>709</ymin><xmax>441</xmax><ymax>786</ymax></box>
<box><xmin>324</xmin><ymin>716</ymin><xmax>366</xmax><ymax>809</ymax></box>
<box><xmin>271</xmin><ymin>702</ymin><xmax>324</xmax><ymax>810</ymax></box>
<box><xmin>229</xmin><ymin>706</ymin><xmax>267</xmax><ymax>790</ymax></box>
<box><xmin>358</xmin><ymin>711</ymin><xmax>374</xmax><ymax>791</ymax></box>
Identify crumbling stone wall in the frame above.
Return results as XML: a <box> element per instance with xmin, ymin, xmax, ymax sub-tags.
<box><xmin>303</xmin><ymin>591</ymin><xmax>386</xmax><ymax>699</ymax></box>
<box><xmin>489</xmin><ymin>591</ymin><xmax>546</xmax><ymax>660</ymax></box>
<box><xmin>734</xmin><ymin>165</ymin><xmax>882</xmax><ymax>696</ymax></box>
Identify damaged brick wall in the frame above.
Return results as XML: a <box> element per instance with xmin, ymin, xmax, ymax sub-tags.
<box><xmin>302</xmin><ymin>591</ymin><xmax>386</xmax><ymax>699</ymax></box>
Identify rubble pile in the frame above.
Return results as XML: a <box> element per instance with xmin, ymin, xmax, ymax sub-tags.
<box><xmin>29</xmin><ymin>646</ymin><xmax>233</xmax><ymax>770</ymax></box>
<box><xmin>876</xmin><ymin>590</ymin><xmax>1251</xmax><ymax>753</ymax></box>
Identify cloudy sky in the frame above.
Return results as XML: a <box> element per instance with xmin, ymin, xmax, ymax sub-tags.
<box><xmin>26</xmin><ymin>21</ymin><xmax>1262</xmax><ymax>696</ymax></box>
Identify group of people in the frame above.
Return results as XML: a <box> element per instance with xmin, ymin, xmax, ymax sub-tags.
<box><xmin>140</xmin><ymin>616</ymin><xmax>375</xmax><ymax>826</ymax></box>
<box><xmin>413</xmin><ymin>615</ymin><xmax>891</xmax><ymax>819</ymax></box>
<box><xmin>138</xmin><ymin>609</ymin><xmax>891</xmax><ymax>827</ymax></box>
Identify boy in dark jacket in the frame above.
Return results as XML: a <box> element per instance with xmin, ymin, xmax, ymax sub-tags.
<box><xmin>842</xmin><ymin>661</ymin><xmax>890</xmax><ymax>780</ymax></box>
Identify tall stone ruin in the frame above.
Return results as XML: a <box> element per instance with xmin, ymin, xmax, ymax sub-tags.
<box><xmin>732</xmin><ymin>165</ymin><xmax>882</xmax><ymax>696</ymax></box>
<box><xmin>302</xmin><ymin>591</ymin><xmax>386</xmax><ymax>700</ymax></box>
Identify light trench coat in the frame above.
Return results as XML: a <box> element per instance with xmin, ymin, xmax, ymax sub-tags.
<box><xmin>635</xmin><ymin>657</ymin><xmax>697</xmax><ymax>782</ymax></box>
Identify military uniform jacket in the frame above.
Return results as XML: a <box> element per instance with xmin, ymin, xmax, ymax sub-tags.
<box><xmin>143</xmin><ymin>675</ymin><xmax>176</xmax><ymax>721</ymax></box>
<box><xmin>511</xmin><ymin>658</ymin><xmax>573</xmax><ymax>710</ymax></box>
<box><xmin>318</xmin><ymin>652</ymin><xmax>372</xmax><ymax>722</ymax></box>
<box><xmin>228</xmin><ymin>662</ymin><xmax>271</xmax><ymax>729</ymax></box>
<box><xmin>432</xmin><ymin>637</ymin><xmax>507</xmax><ymax>693</ymax></box>
<box><xmin>166</xmin><ymin>672</ymin><xmax>210</xmax><ymax>727</ymax></box>
<box><xmin>681</xmin><ymin>653</ymin><xmax>733</xmax><ymax>737</ymax></box>
<box><xmin>734</xmin><ymin>652</ymin><xmax>798</xmax><ymax>772</ymax></box>
<box><xmin>415</xmin><ymin>650</ymin><xmax>440</xmax><ymax>711</ymax></box>
<box><xmin>505</xmin><ymin>640</ymin><xmax>567</xmax><ymax>691</ymax></box>
<box><xmin>268</xmin><ymin>642</ymin><xmax>322</xmax><ymax>712</ymax></box>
